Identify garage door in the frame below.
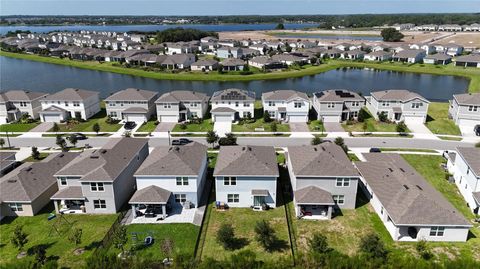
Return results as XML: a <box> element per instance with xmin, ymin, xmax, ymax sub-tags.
<box><xmin>160</xmin><ymin>115</ymin><xmax>178</xmax><ymax>122</ymax></box>
<box><xmin>289</xmin><ymin>115</ymin><xmax>306</xmax><ymax>122</ymax></box>
<box><xmin>124</xmin><ymin>114</ymin><xmax>146</xmax><ymax>123</ymax></box>
<box><xmin>43</xmin><ymin>114</ymin><xmax>61</xmax><ymax>123</ymax></box>
<box><xmin>322</xmin><ymin>115</ymin><xmax>340</xmax><ymax>122</ymax></box>
<box><xmin>403</xmin><ymin>116</ymin><xmax>424</xmax><ymax>124</ymax></box>
<box><xmin>214</xmin><ymin>115</ymin><xmax>232</xmax><ymax>122</ymax></box>
<box><xmin>458</xmin><ymin>119</ymin><xmax>478</xmax><ymax>128</ymax></box>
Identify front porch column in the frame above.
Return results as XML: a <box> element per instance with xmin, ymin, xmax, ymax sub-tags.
<box><xmin>162</xmin><ymin>204</ymin><xmax>166</xmax><ymax>219</ymax></box>
<box><xmin>131</xmin><ymin>205</ymin><xmax>136</xmax><ymax>218</ymax></box>
<box><xmin>54</xmin><ymin>200</ymin><xmax>60</xmax><ymax>213</ymax></box>
<box><xmin>296</xmin><ymin>205</ymin><xmax>301</xmax><ymax>217</ymax></box>
<box><xmin>327</xmin><ymin>206</ymin><xmax>333</xmax><ymax>219</ymax></box>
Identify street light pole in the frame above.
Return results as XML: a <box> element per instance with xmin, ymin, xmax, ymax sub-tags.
<box><xmin>5</xmin><ymin>131</ymin><xmax>11</xmax><ymax>148</ymax></box>
<box><xmin>168</xmin><ymin>131</ymin><xmax>171</xmax><ymax>145</ymax></box>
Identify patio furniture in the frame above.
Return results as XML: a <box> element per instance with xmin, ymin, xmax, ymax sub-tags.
<box><xmin>216</xmin><ymin>201</ymin><xmax>227</xmax><ymax>210</ymax></box>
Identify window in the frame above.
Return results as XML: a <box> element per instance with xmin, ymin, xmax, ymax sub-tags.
<box><xmin>109</xmin><ymin>112</ymin><xmax>117</xmax><ymax>117</ymax></box>
<box><xmin>108</xmin><ymin>102</ymin><xmax>115</xmax><ymax>106</ymax></box>
<box><xmin>65</xmin><ymin>101</ymin><xmax>69</xmax><ymax>107</ymax></box>
<box><xmin>327</xmin><ymin>102</ymin><xmax>335</xmax><ymax>108</ymax></box>
<box><xmin>163</xmin><ymin>103</ymin><xmax>171</xmax><ymax>109</ymax></box>
<box><xmin>19</xmin><ymin>102</ymin><xmax>27</xmax><ymax>107</ymax></box>
<box><xmin>8</xmin><ymin>203</ymin><xmax>23</xmax><ymax>212</ymax></box>
<box><xmin>90</xmin><ymin>182</ymin><xmax>104</xmax><ymax>192</ymax></box>
<box><xmin>175</xmin><ymin>194</ymin><xmax>187</xmax><ymax>203</ymax></box>
<box><xmin>268</xmin><ymin>101</ymin><xmax>275</xmax><ymax>107</ymax></box>
<box><xmin>59</xmin><ymin>177</ymin><xmax>68</xmax><ymax>186</ymax></box>
<box><xmin>176</xmin><ymin>177</ymin><xmax>189</xmax><ymax>186</ymax></box>
<box><xmin>468</xmin><ymin>106</ymin><xmax>478</xmax><ymax>112</ymax></box>
<box><xmin>336</xmin><ymin>178</ymin><xmax>350</xmax><ymax>187</ymax></box>
<box><xmin>332</xmin><ymin>195</ymin><xmax>345</xmax><ymax>205</ymax></box>
<box><xmin>243</xmin><ymin>112</ymin><xmax>250</xmax><ymax>118</ymax></box>
<box><xmin>268</xmin><ymin>111</ymin><xmax>275</xmax><ymax>118</ymax></box>
<box><xmin>381</xmin><ymin>101</ymin><xmax>390</xmax><ymax>107</ymax></box>
<box><xmin>223</xmin><ymin>177</ymin><xmax>237</xmax><ymax>185</ymax></box>
<box><xmin>352</xmin><ymin>101</ymin><xmax>359</xmax><ymax>107</ymax></box>
<box><xmin>429</xmin><ymin>227</ymin><xmax>445</xmax><ymax>237</ymax></box>
<box><xmin>235</xmin><ymin>102</ymin><xmax>239</xmax><ymax>107</ymax></box>
<box><xmin>93</xmin><ymin>200</ymin><xmax>106</xmax><ymax>209</ymax></box>
<box><xmin>243</xmin><ymin>102</ymin><xmax>249</xmax><ymax>107</ymax></box>
<box><xmin>294</xmin><ymin>102</ymin><xmax>302</xmax><ymax>108</ymax></box>
<box><xmin>73</xmin><ymin>101</ymin><xmax>80</xmax><ymax>107</ymax></box>
<box><xmin>191</xmin><ymin>112</ymin><xmax>198</xmax><ymax>118</ymax></box>
<box><xmin>191</xmin><ymin>102</ymin><xmax>198</xmax><ymax>107</ymax></box>
<box><xmin>227</xmin><ymin>194</ymin><xmax>239</xmax><ymax>203</ymax></box>
<box><xmin>411</xmin><ymin>103</ymin><xmax>422</xmax><ymax>109</ymax></box>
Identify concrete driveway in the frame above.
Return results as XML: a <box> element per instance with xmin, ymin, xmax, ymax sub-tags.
<box><xmin>214</xmin><ymin>122</ymin><xmax>231</xmax><ymax>137</ymax></box>
<box><xmin>29</xmin><ymin>122</ymin><xmax>54</xmax><ymax>132</ymax></box>
<box><xmin>324</xmin><ymin>122</ymin><xmax>345</xmax><ymax>132</ymax></box>
<box><xmin>154</xmin><ymin>122</ymin><xmax>176</xmax><ymax>132</ymax></box>
<box><xmin>406</xmin><ymin>122</ymin><xmax>438</xmax><ymax>139</ymax></box>
<box><xmin>289</xmin><ymin>122</ymin><xmax>309</xmax><ymax>132</ymax></box>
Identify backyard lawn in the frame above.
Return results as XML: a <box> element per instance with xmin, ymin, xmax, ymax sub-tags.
<box><xmin>231</xmin><ymin>119</ymin><xmax>290</xmax><ymax>132</ymax></box>
<box><xmin>172</xmin><ymin>119</ymin><xmax>213</xmax><ymax>132</ymax></box>
<box><xmin>0</xmin><ymin>206</ymin><xmax>118</xmax><ymax>268</ymax></box>
<box><xmin>0</xmin><ymin>123</ymin><xmax>39</xmax><ymax>132</ymax></box>
<box><xmin>342</xmin><ymin>118</ymin><xmax>409</xmax><ymax>133</ymax></box>
<box><xmin>48</xmin><ymin>108</ymin><xmax>122</xmax><ymax>133</ymax></box>
<box><xmin>425</xmin><ymin>102</ymin><xmax>461</xmax><ymax>135</ymax></box>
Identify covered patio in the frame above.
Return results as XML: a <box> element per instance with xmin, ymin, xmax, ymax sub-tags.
<box><xmin>294</xmin><ymin>186</ymin><xmax>334</xmax><ymax>220</ymax></box>
<box><xmin>51</xmin><ymin>186</ymin><xmax>86</xmax><ymax>214</ymax></box>
<box><xmin>129</xmin><ymin>185</ymin><xmax>171</xmax><ymax>221</ymax></box>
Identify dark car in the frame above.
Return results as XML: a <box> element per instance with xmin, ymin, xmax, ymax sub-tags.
<box><xmin>171</xmin><ymin>138</ymin><xmax>192</xmax><ymax>146</ymax></box>
<box><xmin>72</xmin><ymin>133</ymin><xmax>87</xmax><ymax>140</ymax></box>
<box><xmin>124</xmin><ymin>121</ymin><xmax>136</xmax><ymax>130</ymax></box>
<box><xmin>369</xmin><ymin>148</ymin><xmax>382</xmax><ymax>153</ymax></box>
<box><xmin>475</xmin><ymin>125</ymin><xmax>480</xmax><ymax>136</ymax></box>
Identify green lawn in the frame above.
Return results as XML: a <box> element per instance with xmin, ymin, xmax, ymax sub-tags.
<box><xmin>50</xmin><ymin>108</ymin><xmax>121</xmax><ymax>133</ymax></box>
<box><xmin>0</xmin><ymin>206</ymin><xmax>117</xmax><ymax>268</ymax></box>
<box><xmin>23</xmin><ymin>153</ymin><xmax>50</xmax><ymax>162</ymax></box>
<box><xmin>380</xmin><ymin>148</ymin><xmax>438</xmax><ymax>153</ymax></box>
<box><xmin>426</xmin><ymin>102</ymin><xmax>461</xmax><ymax>135</ymax></box>
<box><xmin>342</xmin><ymin>118</ymin><xmax>409</xmax><ymax>133</ymax></box>
<box><xmin>232</xmin><ymin>119</ymin><xmax>290</xmax><ymax>132</ymax></box>
<box><xmin>136</xmin><ymin>120</ymin><xmax>158</xmax><ymax>132</ymax></box>
<box><xmin>0</xmin><ymin>123</ymin><xmax>39</xmax><ymax>132</ymax></box>
<box><xmin>120</xmin><ymin>224</ymin><xmax>199</xmax><ymax>260</ymax></box>
<box><xmin>172</xmin><ymin>119</ymin><xmax>213</xmax><ymax>132</ymax></box>
<box><xmin>348</xmin><ymin>153</ymin><xmax>360</xmax><ymax>161</ymax></box>
<box><xmin>308</xmin><ymin>120</ymin><xmax>325</xmax><ymax>132</ymax></box>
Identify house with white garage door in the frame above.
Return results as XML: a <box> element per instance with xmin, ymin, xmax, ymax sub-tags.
<box><xmin>104</xmin><ymin>88</ymin><xmax>158</xmax><ymax>123</ymax></box>
<box><xmin>210</xmin><ymin>88</ymin><xmax>255</xmax><ymax>122</ymax></box>
<box><xmin>448</xmin><ymin>93</ymin><xmax>480</xmax><ymax>135</ymax></box>
<box><xmin>356</xmin><ymin>153</ymin><xmax>472</xmax><ymax>242</ymax></box>
<box><xmin>156</xmin><ymin>91</ymin><xmax>210</xmax><ymax>122</ymax></box>
<box><xmin>313</xmin><ymin>90</ymin><xmax>365</xmax><ymax>122</ymax></box>
<box><xmin>0</xmin><ymin>90</ymin><xmax>49</xmax><ymax>124</ymax></box>
<box><xmin>39</xmin><ymin>88</ymin><xmax>100</xmax><ymax>122</ymax></box>
<box><xmin>366</xmin><ymin>89</ymin><xmax>429</xmax><ymax>123</ymax></box>
<box><xmin>261</xmin><ymin>90</ymin><xmax>310</xmax><ymax>122</ymax></box>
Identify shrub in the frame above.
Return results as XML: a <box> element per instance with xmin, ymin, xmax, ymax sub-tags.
<box><xmin>416</xmin><ymin>240</ymin><xmax>433</xmax><ymax>260</ymax></box>
<box><xmin>378</xmin><ymin>111</ymin><xmax>388</xmax><ymax>122</ymax></box>
<box><xmin>218</xmin><ymin>133</ymin><xmax>237</xmax><ymax>146</ymax></box>
<box><xmin>359</xmin><ymin>233</ymin><xmax>388</xmax><ymax>260</ymax></box>
<box><xmin>396</xmin><ymin>121</ymin><xmax>407</xmax><ymax>133</ymax></box>
<box><xmin>271</xmin><ymin>121</ymin><xmax>278</xmax><ymax>132</ymax></box>
<box><xmin>11</xmin><ymin>225</ymin><xmax>28</xmax><ymax>251</ymax></box>
<box><xmin>31</xmin><ymin>146</ymin><xmax>40</xmax><ymax>160</ymax></box>
<box><xmin>254</xmin><ymin>220</ymin><xmax>276</xmax><ymax>251</ymax></box>
<box><xmin>179</xmin><ymin>123</ymin><xmax>187</xmax><ymax>130</ymax></box>
<box><xmin>308</xmin><ymin>233</ymin><xmax>331</xmax><ymax>254</ymax></box>
<box><xmin>216</xmin><ymin>223</ymin><xmax>237</xmax><ymax>250</ymax></box>
<box><xmin>263</xmin><ymin>111</ymin><xmax>272</xmax><ymax>123</ymax></box>
<box><xmin>311</xmin><ymin>136</ymin><xmax>323</xmax><ymax>145</ymax></box>
<box><xmin>357</xmin><ymin>108</ymin><xmax>370</xmax><ymax>122</ymax></box>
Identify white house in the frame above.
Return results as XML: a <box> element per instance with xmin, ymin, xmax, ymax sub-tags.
<box><xmin>366</xmin><ymin>89</ymin><xmax>429</xmax><ymax>123</ymax></box>
<box><xmin>210</xmin><ymin>88</ymin><xmax>255</xmax><ymax>122</ymax></box>
<box><xmin>104</xmin><ymin>88</ymin><xmax>158</xmax><ymax>123</ymax></box>
<box><xmin>356</xmin><ymin>153</ymin><xmax>472</xmax><ymax>242</ymax></box>
<box><xmin>448</xmin><ymin>93</ymin><xmax>480</xmax><ymax>135</ymax></box>
<box><xmin>0</xmin><ymin>90</ymin><xmax>48</xmax><ymax>124</ymax></box>
<box><xmin>155</xmin><ymin>91</ymin><xmax>210</xmax><ymax>122</ymax></box>
<box><xmin>129</xmin><ymin>142</ymin><xmax>208</xmax><ymax>221</ymax></box>
<box><xmin>364</xmin><ymin>51</ymin><xmax>393</xmax><ymax>62</ymax></box>
<box><xmin>214</xmin><ymin>146</ymin><xmax>279</xmax><ymax>209</ymax></box>
<box><xmin>39</xmin><ymin>88</ymin><xmax>100</xmax><ymax>122</ymax></box>
<box><xmin>392</xmin><ymin>49</ymin><xmax>426</xmax><ymax>63</ymax></box>
<box><xmin>313</xmin><ymin>90</ymin><xmax>365</xmax><ymax>122</ymax></box>
<box><xmin>261</xmin><ymin>90</ymin><xmax>310</xmax><ymax>122</ymax></box>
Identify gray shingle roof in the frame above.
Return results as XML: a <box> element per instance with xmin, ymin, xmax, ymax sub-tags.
<box><xmin>129</xmin><ymin>185</ymin><xmax>171</xmax><ymax>204</ymax></box>
<box><xmin>55</xmin><ymin>138</ymin><xmax>147</xmax><ymax>182</ymax></box>
<box><xmin>105</xmin><ymin>88</ymin><xmax>157</xmax><ymax>101</ymax></box>
<box><xmin>314</xmin><ymin>90</ymin><xmax>364</xmax><ymax>102</ymax></box>
<box><xmin>393</xmin><ymin>49</ymin><xmax>425</xmax><ymax>58</ymax></box>
<box><xmin>356</xmin><ymin>153</ymin><xmax>471</xmax><ymax>226</ymax></box>
<box><xmin>220</xmin><ymin>58</ymin><xmax>245</xmax><ymax>66</ymax></box>
<box><xmin>453</xmin><ymin>93</ymin><xmax>480</xmax><ymax>106</ymax></box>
<box><xmin>288</xmin><ymin>142</ymin><xmax>359</xmax><ymax>177</ymax></box>
<box><xmin>51</xmin><ymin>186</ymin><xmax>84</xmax><ymax>200</ymax></box>
<box><xmin>191</xmin><ymin>59</ymin><xmax>219</xmax><ymax>67</ymax></box>
<box><xmin>424</xmin><ymin>54</ymin><xmax>452</xmax><ymax>61</ymax></box>
<box><xmin>0</xmin><ymin>90</ymin><xmax>48</xmax><ymax>102</ymax></box>
<box><xmin>455</xmin><ymin>54</ymin><xmax>480</xmax><ymax>63</ymax></box>
<box><xmin>262</xmin><ymin>90</ymin><xmax>309</xmax><ymax>102</ymax></box>
<box><xmin>43</xmin><ymin>88</ymin><xmax>99</xmax><ymax>101</ymax></box>
<box><xmin>456</xmin><ymin>147</ymin><xmax>480</xmax><ymax>177</ymax></box>
<box><xmin>211</xmin><ymin>88</ymin><xmax>255</xmax><ymax>101</ymax></box>
<box><xmin>214</xmin><ymin>146</ymin><xmax>279</xmax><ymax>177</ymax></box>
<box><xmin>135</xmin><ymin>142</ymin><xmax>207</xmax><ymax>176</ymax></box>
<box><xmin>156</xmin><ymin>90</ymin><xmax>209</xmax><ymax>103</ymax></box>
<box><xmin>366</xmin><ymin>51</ymin><xmax>393</xmax><ymax>57</ymax></box>
<box><xmin>0</xmin><ymin>153</ymin><xmax>78</xmax><ymax>203</ymax></box>
<box><xmin>371</xmin><ymin>89</ymin><xmax>429</xmax><ymax>103</ymax></box>
<box><xmin>295</xmin><ymin>186</ymin><xmax>335</xmax><ymax>204</ymax></box>
<box><xmin>210</xmin><ymin>107</ymin><xmax>237</xmax><ymax>113</ymax></box>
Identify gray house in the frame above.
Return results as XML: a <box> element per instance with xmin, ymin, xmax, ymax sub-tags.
<box><xmin>0</xmin><ymin>152</ymin><xmax>17</xmax><ymax>176</ymax></box>
<box><xmin>313</xmin><ymin>90</ymin><xmax>365</xmax><ymax>122</ymax></box>
<box><xmin>287</xmin><ymin>142</ymin><xmax>360</xmax><ymax>220</ymax></box>
<box><xmin>366</xmin><ymin>90</ymin><xmax>430</xmax><ymax>123</ymax></box>
<box><xmin>449</xmin><ymin>93</ymin><xmax>480</xmax><ymax>135</ymax></box>
<box><xmin>0</xmin><ymin>90</ymin><xmax>49</xmax><ymax>124</ymax></box>
<box><xmin>392</xmin><ymin>49</ymin><xmax>426</xmax><ymax>63</ymax></box>
<box><xmin>104</xmin><ymin>88</ymin><xmax>158</xmax><ymax>123</ymax></box>
<box><xmin>214</xmin><ymin>146</ymin><xmax>279</xmax><ymax>209</ymax></box>
<box><xmin>51</xmin><ymin>138</ymin><xmax>149</xmax><ymax>214</ymax></box>
<box><xmin>155</xmin><ymin>91</ymin><xmax>210</xmax><ymax>122</ymax></box>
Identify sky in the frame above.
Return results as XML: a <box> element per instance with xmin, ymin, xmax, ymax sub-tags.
<box><xmin>1</xmin><ymin>0</ymin><xmax>479</xmax><ymax>16</ymax></box>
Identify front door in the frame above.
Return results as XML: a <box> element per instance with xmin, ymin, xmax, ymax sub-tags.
<box><xmin>280</xmin><ymin>112</ymin><xmax>286</xmax><ymax>120</ymax></box>
<box><xmin>394</xmin><ymin>113</ymin><xmax>401</xmax><ymax>121</ymax></box>
<box><xmin>74</xmin><ymin>111</ymin><xmax>82</xmax><ymax>119</ymax></box>
<box><xmin>253</xmin><ymin>196</ymin><xmax>265</xmax><ymax>207</ymax></box>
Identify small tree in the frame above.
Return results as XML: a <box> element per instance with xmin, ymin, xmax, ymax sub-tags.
<box><xmin>206</xmin><ymin>130</ymin><xmax>219</xmax><ymax>148</ymax></box>
<box><xmin>0</xmin><ymin>138</ymin><xmax>5</xmax><ymax>148</ymax></box>
<box><xmin>381</xmin><ymin>28</ymin><xmax>404</xmax><ymax>42</ymax></box>
<box><xmin>31</xmin><ymin>146</ymin><xmax>40</xmax><ymax>160</ymax></box>
<box><xmin>416</xmin><ymin>239</ymin><xmax>433</xmax><ymax>260</ymax></box>
<box><xmin>254</xmin><ymin>220</ymin><xmax>276</xmax><ymax>251</ymax></box>
<box><xmin>263</xmin><ymin>111</ymin><xmax>272</xmax><ymax>123</ymax></box>
<box><xmin>11</xmin><ymin>225</ymin><xmax>28</xmax><ymax>251</ymax></box>
<box><xmin>113</xmin><ymin>225</ymin><xmax>128</xmax><ymax>255</ymax></box>
<box><xmin>311</xmin><ymin>136</ymin><xmax>323</xmax><ymax>145</ymax></box>
<box><xmin>67</xmin><ymin>134</ymin><xmax>78</xmax><ymax>148</ymax></box>
<box><xmin>56</xmin><ymin>135</ymin><xmax>67</xmax><ymax>151</ymax></box>
<box><xmin>217</xmin><ymin>223</ymin><xmax>236</xmax><ymax>250</ymax></box>
<box><xmin>92</xmin><ymin>123</ymin><xmax>100</xmax><ymax>135</ymax></box>
<box><xmin>377</xmin><ymin>112</ymin><xmax>388</xmax><ymax>123</ymax></box>
<box><xmin>359</xmin><ymin>233</ymin><xmax>388</xmax><ymax>260</ymax></box>
<box><xmin>52</xmin><ymin>122</ymin><xmax>60</xmax><ymax>133</ymax></box>
<box><xmin>271</xmin><ymin>121</ymin><xmax>278</xmax><ymax>133</ymax></box>
<box><xmin>160</xmin><ymin>238</ymin><xmax>175</xmax><ymax>262</ymax></box>
<box><xmin>275</xmin><ymin>23</ymin><xmax>285</xmax><ymax>30</ymax></box>
<box><xmin>219</xmin><ymin>133</ymin><xmax>237</xmax><ymax>146</ymax></box>
<box><xmin>362</xmin><ymin>121</ymin><xmax>368</xmax><ymax>134</ymax></box>
<box><xmin>334</xmin><ymin>137</ymin><xmax>345</xmax><ymax>147</ymax></box>
<box><xmin>357</xmin><ymin>108</ymin><xmax>370</xmax><ymax>122</ymax></box>
<box><xmin>396</xmin><ymin>121</ymin><xmax>407</xmax><ymax>133</ymax></box>
<box><xmin>34</xmin><ymin>245</ymin><xmax>47</xmax><ymax>266</ymax></box>
<box><xmin>308</xmin><ymin>233</ymin><xmax>331</xmax><ymax>254</ymax></box>
<box><xmin>68</xmin><ymin>227</ymin><xmax>83</xmax><ymax>247</ymax></box>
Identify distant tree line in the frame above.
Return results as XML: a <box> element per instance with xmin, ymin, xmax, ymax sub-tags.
<box><xmin>155</xmin><ymin>28</ymin><xmax>218</xmax><ymax>43</ymax></box>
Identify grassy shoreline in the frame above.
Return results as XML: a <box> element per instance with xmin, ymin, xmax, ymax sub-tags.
<box><xmin>1</xmin><ymin>51</ymin><xmax>479</xmax><ymax>92</ymax></box>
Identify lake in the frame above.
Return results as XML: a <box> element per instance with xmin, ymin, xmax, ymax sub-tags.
<box><xmin>0</xmin><ymin>56</ymin><xmax>468</xmax><ymax>101</ymax></box>
<box><xmin>273</xmin><ymin>34</ymin><xmax>383</xmax><ymax>41</ymax></box>
<box><xmin>0</xmin><ymin>23</ymin><xmax>317</xmax><ymax>35</ymax></box>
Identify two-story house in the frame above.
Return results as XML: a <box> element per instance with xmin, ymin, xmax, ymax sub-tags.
<box><xmin>129</xmin><ymin>142</ymin><xmax>208</xmax><ymax>220</ymax></box>
<box><xmin>155</xmin><ymin>91</ymin><xmax>210</xmax><ymax>122</ymax></box>
<box><xmin>210</xmin><ymin>88</ymin><xmax>255</xmax><ymax>122</ymax></box>
<box><xmin>261</xmin><ymin>90</ymin><xmax>310</xmax><ymax>122</ymax></box>
<box><xmin>356</xmin><ymin>153</ymin><xmax>472</xmax><ymax>242</ymax></box>
<box><xmin>214</xmin><ymin>146</ymin><xmax>279</xmax><ymax>209</ymax></box>
<box><xmin>366</xmin><ymin>90</ymin><xmax>430</xmax><ymax>123</ymax></box>
<box><xmin>104</xmin><ymin>88</ymin><xmax>158</xmax><ymax>123</ymax></box>
<box><xmin>448</xmin><ymin>93</ymin><xmax>480</xmax><ymax>134</ymax></box>
<box><xmin>287</xmin><ymin>142</ymin><xmax>360</xmax><ymax>220</ymax></box>
<box><xmin>39</xmin><ymin>88</ymin><xmax>101</xmax><ymax>122</ymax></box>
<box><xmin>50</xmin><ymin>138</ymin><xmax>149</xmax><ymax>214</ymax></box>
<box><xmin>448</xmin><ymin>147</ymin><xmax>480</xmax><ymax>213</ymax></box>
<box><xmin>313</xmin><ymin>90</ymin><xmax>365</xmax><ymax>122</ymax></box>
<box><xmin>0</xmin><ymin>153</ymin><xmax>78</xmax><ymax>219</ymax></box>
<box><xmin>0</xmin><ymin>90</ymin><xmax>49</xmax><ymax>124</ymax></box>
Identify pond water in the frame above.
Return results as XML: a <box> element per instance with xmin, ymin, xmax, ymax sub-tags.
<box><xmin>0</xmin><ymin>56</ymin><xmax>468</xmax><ymax>102</ymax></box>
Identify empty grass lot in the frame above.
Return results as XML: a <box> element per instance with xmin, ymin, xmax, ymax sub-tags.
<box><xmin>0</xmin><ymin>206</ymin><xmax>117</xmax><ymax>268</ymax></box>
<box><xmin>425</xmin><ymin>102</ymin><xmax>461</xmax><ymax>135</ymax></box>
<box><xmin>172</xmin><ymin>119</ymin><xmax>213</xmax><ymax>132</ymax></box>
<box><xmin>231</xmin><ymin>119</ymin><xmax>290</xmax><ymax>132</ymax></box>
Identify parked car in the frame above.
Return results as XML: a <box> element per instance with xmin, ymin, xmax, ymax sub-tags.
<box><xmin>171</xmin><ymin>138</ymin><xmax>193</xmax><ymax>145</ymax></box>
<box><xmin>475</xmin><ymin>125</ymin><xmax>480</xmax><ymax>136</ymax></box>
<box><xmin>369</xmin><ymin>148</ymin><xmax>382</xmax><ymax>153</ymax></box>
<box><xmin>124</xmin><ymin>121</ymin><xmax>136</xmax><ymax>130</ymax></box>
<box><xmin>72</xmin><ymin>133</ymin><xmax>87</xmax><ymax>140</ymax></box>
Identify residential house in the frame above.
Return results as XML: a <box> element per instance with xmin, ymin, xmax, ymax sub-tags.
<box><xmin>393</xmin><ymin>23</ymin><xmax>415</xmax><ymax>31</ymax></box>
<box><xmin>448</xmin><ymin>147</ymin><xmax>480</xmax><ymax>213</ymax></box>
<box><xmin>161</xmin><ymin>54</ymin><xmax>196</xmax><ymax>70</ymax></box>
<box><xmin>410</xmin><ymin>44</ymin><xmax>436</xmax><ymax>55</ymax></box>
<box><xmin>39</xmin><ymin>88</ymin><xmax>100</xmax><ymax>122</ymax></box>
<box><xmin>217</xmin><ymin>39</ymin><xmax>236</xmax><ymax>47</ymax></box>
<box><xmin>287</xmin><ymin>142</ymin><xmax>360</xmax><ymax>220</ymax></box>
<box><xmin>104</xmin><ymin>88</ymin><xmax>158</xmax><ymax>123</ymax></box>
<box><xmin>129</xmin><ymin>142</ymin><xmax>208</xmax><ymax>220</ymax></box>
<box><xmin>454</xmin><ymin>54</ymin><xmax>480</xmax><ymax>68</ymax></box>
<box><xmin>214</xmin><ymin>146</ymin><xmax>279</xmax><ymax>209</ymax></box>
<box><xmin>248</xmin><ymin>56</ymin><xmax>284</xmax><ymax>69</ymax></box>
<box><xmin>445</xmin><ymin>45</ymin><xmax>464</xmax><ymax>56</ymax></box>
<box><xmin>220</xmin><ymin>58</ymin><xmax>245</xmax><ymax>71</ymax></box>
<box><xmin>313</xmin><ymin>89</ymin><xmax>365</xmax><ymax>122</ymax></box>
<box><xmin>0</xmin><ymin>153</ymin><xmax>78</xmax><ymax>219</ymax></box>
<box><xmin>191</xmin><ymin>59</ymin><xmax>219</xmax><ymax>71</ymax></box>
<box><xmin>156</xmin><ymin>91</ymin><xmax>209</xmax><ymax>122</ymax></box>
<box><xmin>423</xmin><ymin>54</ymin><xmax>452</xmax><ymax>65</ymax></box>
<box><xmin>448</xmin><ymin>93</ymin><xmax>480</xmax><ymax>133</ymax></box>
<box><xmin>341</xmin><ymin>50</ymin><xmax>366</xmax><ymax>60</ymax></box>
<box><xmin>0</xmin><ymin>90</ymin><xmax>48</xmax><ymax>124</ymax></box>
<box><xmin>320</xmin><ymin>48</ymin><xmax>342</xmax><ymax>58</ymax></box>
<box><xmin>366</xmin><ymin>90</ymin><xmax>430</xmax><ymax>123</ymax></box>
<box><xmin>356</xmin><ymin>153</ymin><xmax>472</xmax><ymax>242</ymax></box>
<box><xmin>0</xmin><ymin>152</ymin><xmax>17</xmax><ymax>176</ymax></box>
<box><xmin>200</xmin><ymin>36</ymin><xmax>218</xmax><ymax>43</ymax></box>
<box><xmin>415</xmin><ymin>24</ymin><xmax>438</xmax><ymax>31</ymax></box>
<box><xmin>210</xmin><ymin>88</ymin><xmax>255</xmax><ymax>122</ymax></box>
<box><xmin>438</xmin><ymin>24</ymin><xmax>463</xmax><ymax>32</ymax></box>
<box><xmin>216</xmin><ymin>47</ymin><xmax>243</xmax><ymax>59</ymax></box>
<box><xmin>51</xmin><ymin>138</ymin><xmax>149</xmax><ymax>214</ymax></box>
<box><xmin>271</xmin><ymin>54</ymin><xmax>308</xmax><ymax>66</ymax></box>
<box><xmin>392</xmin><ymin>49</ymin><xmax>426</xmax><ymax>63</ymax></box>
<box><xmin>364</xmin><ymin>51</ymin><xmax>393</xmax><ymax>61</ymax></box>
<box><xmin>261</xmin><ymin>90</ymin><xmax>310</xmax><ymax>122</ymax></box>
<box><xmin>464</xmin><ymin>23</ymin><xmax>480</xmax><ymax>32</ymax></box>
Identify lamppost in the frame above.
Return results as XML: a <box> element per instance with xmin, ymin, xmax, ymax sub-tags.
<box><xmin>168</xmin><ymin>130</ymin><xmax>171</xmax><ymax>146</ymax></box>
